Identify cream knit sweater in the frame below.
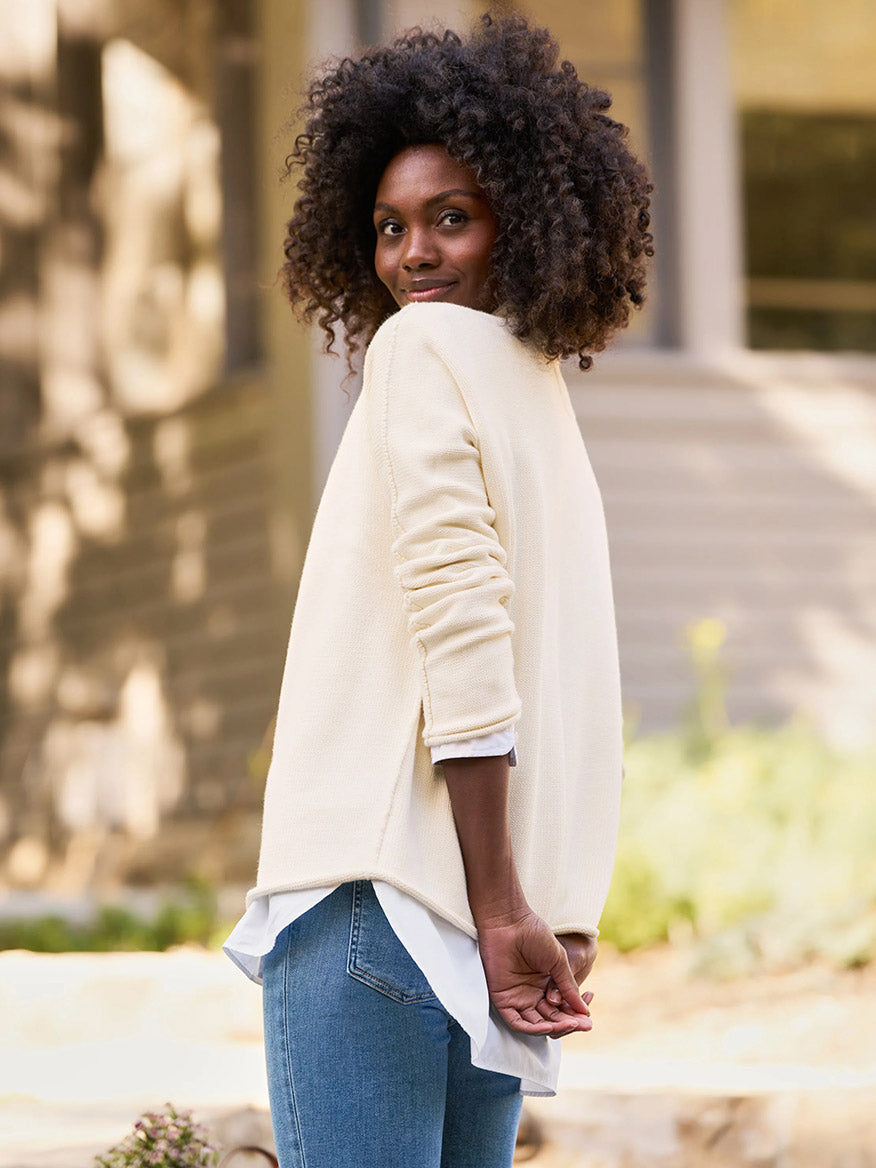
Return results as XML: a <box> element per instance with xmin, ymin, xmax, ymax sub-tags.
<box><xmin>250</xmin><ymin>302</ymin><xmax>623</xmax><ymax>938</ymax></box>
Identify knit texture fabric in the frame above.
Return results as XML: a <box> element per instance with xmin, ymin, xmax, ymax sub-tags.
<box><xmin>250</xmin><ymin>302</ymin><xmax>623</xmax><ymax>938</ymax></box>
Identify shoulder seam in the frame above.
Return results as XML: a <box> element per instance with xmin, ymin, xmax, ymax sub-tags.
<box><xmin>373</xmin><ymin>318</ymin><xmax>437</xmax><ymax>731</ymax></box>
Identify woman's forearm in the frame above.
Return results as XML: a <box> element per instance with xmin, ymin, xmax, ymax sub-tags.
<box><xmin>443</xmin><ymin>753</ymin><xmax>591</xmax><ymax>1034</ymax></box>
<box><xmin>441</xmin><ymin>754</ymin><xmax>529</xmax><ymax>925</ymax></box>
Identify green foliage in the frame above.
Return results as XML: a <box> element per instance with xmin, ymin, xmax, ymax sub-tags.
<box><xmin>95</xmin><ymin>1104</ymin><xmax>217</xmax><ymax>1168</ymax></box>
<box><xmin>600</xmin><ymin>621</ymin><xmax>876</xmax><ymax>971</ymax></box>
<box><xmin>0</xmin><ymin>877</ymin><xmax>227</xmax><ymax>954</ymax></box>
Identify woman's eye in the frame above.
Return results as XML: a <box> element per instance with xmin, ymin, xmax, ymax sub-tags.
<box><xmin>377</xmin><ymin>221</ymin><xmax>403</xmax><ymax>237</ymax></box>
<box><xmin>439</xmin><ymin>210</ymin><xmax>467</xmax><ymax>226</ymax></box>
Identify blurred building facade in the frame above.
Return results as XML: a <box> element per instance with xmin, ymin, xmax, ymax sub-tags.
<box><xmin>0</xmin><ymin>0</ymin><xmax>874</xmax><ymax>893</ymax></box>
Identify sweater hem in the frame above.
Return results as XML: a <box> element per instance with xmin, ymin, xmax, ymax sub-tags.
<box><xmin>245</xmin><ymin>872</ymin><xmax>479</xmax><ymax>940</ymax></box>
<box><xmin>246</xmin><ymin>881</ymin><xmax>604</xmax><ymax>942</ymax></box>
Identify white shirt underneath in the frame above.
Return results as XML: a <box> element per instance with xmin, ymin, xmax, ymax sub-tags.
<box><xmin>223</xmin><ymin>729</ymin><xmax>560</xmax><ymax>1097</ymax></box>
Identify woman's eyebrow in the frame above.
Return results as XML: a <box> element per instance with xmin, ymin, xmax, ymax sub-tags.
<box><xmin>373</xmin><ymin>189</ymin><xmax>485</xmax><ymax>213</ymax></box>
<box><xmin>425</xmin><ymin>188</ymin><xmax>484</xmax><ymax>205</ymax></box>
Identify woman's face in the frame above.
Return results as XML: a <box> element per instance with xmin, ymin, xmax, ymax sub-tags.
<box><xmin>373</xmin><ymin>144</ymin><xmax>498</xmax><ymax>312</ymax></box>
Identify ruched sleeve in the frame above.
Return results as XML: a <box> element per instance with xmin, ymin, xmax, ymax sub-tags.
<box><xmin>364</xmin><ymin>308</ymin><xmax>522</xmax><ymax>747</ymax></box>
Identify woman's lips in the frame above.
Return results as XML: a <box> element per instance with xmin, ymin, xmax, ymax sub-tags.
<box><xmin>404</xmin><ymin>281</ymin><xmax>457</xmax><ymax>302</ymax></box>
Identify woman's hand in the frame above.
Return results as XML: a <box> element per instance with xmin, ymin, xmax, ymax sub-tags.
<box><xmin>544</xmin><ymin>932</ymin><xmax>598</xmax><ymax>1016</ymax></box>
<box><xmin>476</xmin><ymin>908</ymin><xmax>593</xmax><ymax>1037</ymax></box>
<box><xmin>557</xmin><ymin>932</ymin><xmax>598</xmax><ymax>983</ymax></box>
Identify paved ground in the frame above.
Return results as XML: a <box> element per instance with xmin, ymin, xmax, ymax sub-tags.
<box><xmin>1</xmin><ymin>945</ymin><xmax>874</xmax><ymax>1166</ymax></box>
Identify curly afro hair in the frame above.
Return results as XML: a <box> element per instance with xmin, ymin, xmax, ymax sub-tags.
<box><xmin>282</xmin><ymin>12</ymin><xmax>654</xmax><ymax>370</ymax></box>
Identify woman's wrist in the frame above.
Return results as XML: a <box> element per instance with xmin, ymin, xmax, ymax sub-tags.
<box><xmin>466</xmin><ymin>872</ymin><xmax>531</xmax><ymax>930</ymax></box>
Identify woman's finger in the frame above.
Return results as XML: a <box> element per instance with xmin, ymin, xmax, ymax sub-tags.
<box><xmin>496</xmin><ymin>1007</ymin><xmax>558</xmax><ymax>1035</ymax></box>
<box><xmin>545</xmin><ymin>980</ymin><xmax>591</xmax><ymax>1010</ymax></box>
<box><xmin>538</xmin><ymin>986</ymin><xmax>589</xmax><ymax>1022</ymax></box>
<box><xmin>510</xmin><ymin>1013</ymin><xmax>589</xmax><ymax>1037</ymax></box>
<box><xmin>549</xmin><ymin>952</ymin><xmax>588</xmax><ymax>1013</ymax></box>
<box><xmin>535</xmin><ymin>997</ymin><xmax>567</xmax><ymax>1024</ymax></box>
<box><xmin>547</xmin><ymin>1010</ymin><xmax>592</xmax><ymax>1037</ymax></box>
<box><xmin>520</xmin><ymin>1003</ymin><xmax>552</xmax><ymax>1027</ymax></box>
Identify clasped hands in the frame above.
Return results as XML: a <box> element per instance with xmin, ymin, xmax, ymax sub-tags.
<box><xmin>476</xmin><ymin>908</ymin><xmax>597</xmax><ymax>1038</ymax></box>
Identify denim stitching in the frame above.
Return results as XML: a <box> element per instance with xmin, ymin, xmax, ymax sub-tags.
<box><xmin>347</xmin><ymin>880</ymin><xmax>437</xmax><ymax>1005</ymax></box>
<box><xmin>281</xmin><ymin>925</ymin><xmax>308</xmax><ymax>1168</ymax></box>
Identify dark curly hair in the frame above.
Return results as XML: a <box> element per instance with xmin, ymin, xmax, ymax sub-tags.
<box><xmin>282</xmin><ymin>12</ymin><xmax>654</xmax><ymax>370</ymax></box>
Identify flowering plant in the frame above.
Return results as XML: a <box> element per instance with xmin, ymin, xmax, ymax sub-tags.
<box><xmin>95</xmin><ymin>1105</ymin><xmax>218</xmax><ymax>1168</ymax></box>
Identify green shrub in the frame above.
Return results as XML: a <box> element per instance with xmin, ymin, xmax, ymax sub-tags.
<box><xmin>600</xmin><ymin>621</ymin><xmax>876</xmax><ymax>970</ymax></box>
<box><xmin>0</xmin><ymin>877</ymin><xmax>227</xmax><ymax>954</ymax></box>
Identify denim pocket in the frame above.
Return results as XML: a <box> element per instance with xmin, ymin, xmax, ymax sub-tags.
<box><xmin>346</xmin><ymin>880</ymin><xmax>437</xmax><ymax>1004</ymax></box>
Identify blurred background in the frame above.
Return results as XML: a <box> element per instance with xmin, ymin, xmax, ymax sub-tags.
<box><xmin>0</xmin><ymin>0</ymin><xmax>875</xmax><ymax>1162</ymax></box>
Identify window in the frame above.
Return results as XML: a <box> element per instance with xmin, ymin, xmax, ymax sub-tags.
<box><xmin>731</xmin><ymin>0</ymin><xmax>876</xmax><ymax>353</ymax></box>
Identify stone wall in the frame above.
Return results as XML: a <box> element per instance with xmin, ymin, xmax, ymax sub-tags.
<box><xmin>0</xmin><ymin>0</ymin><xmax>290</xmax><ymax>894</ymax></box>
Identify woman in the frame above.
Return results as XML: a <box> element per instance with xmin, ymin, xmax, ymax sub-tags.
<box><xmin>224</xmin><ymin>13</ymin><xmax>653</xmax><ymax>1168</ymax></box>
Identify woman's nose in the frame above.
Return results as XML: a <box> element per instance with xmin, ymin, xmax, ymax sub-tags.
<box><xmin>402</xmin><ymin>227</ymin><xmax>439</xmax><ymax>270</ymax></box>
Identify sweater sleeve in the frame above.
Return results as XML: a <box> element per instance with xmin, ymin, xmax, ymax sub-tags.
<box><xmin>365</xmin><ymin>308</ymin><xmax>522</xmax><ymax>747</ymax></box>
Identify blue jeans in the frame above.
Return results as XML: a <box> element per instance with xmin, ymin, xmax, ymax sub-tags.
<box><xmin>262</xmin><ymin>880</ymin><xmax>523</xmax><ymax>1168</ymax></box>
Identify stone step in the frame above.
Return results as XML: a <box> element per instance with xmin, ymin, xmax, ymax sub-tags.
<box><xmin>526</xmin><ymin>1084</ymin><xmax>876</xmax><ymax>1168</ymax></box>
